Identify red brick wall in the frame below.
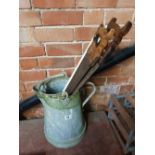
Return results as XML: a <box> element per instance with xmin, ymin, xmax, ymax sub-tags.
<box><xmin>19</xmin><ymin>0</ymin><xmax>135</xmax><ymax>111</ymax></box>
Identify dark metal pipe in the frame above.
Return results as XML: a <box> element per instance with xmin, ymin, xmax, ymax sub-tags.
<box><xmin>19</xmin><ymin>95</ymin><xmax>41</xmax><ymax>112</ymax></box>
<box><xmin>19</xmin><ymin>95</ymin><xmax>41</xmax><ymax>120</ymax></box>
<box><xmin>95</xmin><ymin>45</ymin><xmax>135</xmax><ymax>74</ymax></box>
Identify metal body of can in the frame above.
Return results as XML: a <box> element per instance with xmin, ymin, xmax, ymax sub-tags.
<box><xmin>33</xmin><ymin>73</ymin><xmax>96</xmax><ymax>148</ymax></box>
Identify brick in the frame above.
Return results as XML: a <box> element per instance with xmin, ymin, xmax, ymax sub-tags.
<box><xmin>22</xmin><ymin>91</ymin><xmax>34</xmax><ymax>100</ymax></box>
<box><xmin>89</xmin><ymin>93</ymin><xmax>110</xmax><ymax>109</ymax></box>
<box><xmin>38</xmin><ymin>57</ymin><xmax>74</xmax><ymax>69</ymax></box>
<box><xmin>32</xmin><ymin>0</ymin><xmax>75</xmax><ymax>8</ymax></box>
<box><xmin>23</xmin><ymin>104</ymin><xmax>44</xmax><ymax>119</ymax></box>
<box><xmin>117</xmin><ymin>40</ymin><xmax>131</xmax><ymax>49</ymax></box>
<box><xmin>19</xmin><ymin>93</ymin><xmax>22</xmax><ymax>101</ymax></box>
<box><xmin>46</xmin><ymin>43</ymin><xmax>82</xmax><ymax>56</ymax></box>
<box><xmin>83</xmin><ymin>42</ymin><xmax>89</xmax><ymax>52</ymax></box>
<box><xmin>47</xmin><ymin>68</ymin><xmax>74</xmax><ymax>77</ymax></box>
<box><xmin>74</xmin><ymin>27</ymin><xmax>96</xmax><ymax>41</ymax></box>
<box><xmin>42</xmin><ymin>11</ymin><xmax>83</xmax><ymax>26</ymax></box>
<box><xmin>121</xmin><ymin>58</ymin><xmax>135</xmax><ymax>76</ymax></box>
<box><xmin>119</xmin><ymin>84</ymin><xmax>134</xmax><ymax>95</ymax></box>
<box><xmin>19</xmin><ymin>0</ymin><xmax>31</xmax><ymax>8</ymax></box>
<box><xmin>24</xmin><ymin>81</ymin><xmax>38</xmax><ymax>91</ymax></box>
<box><xmin>20</xmin><ymin>27</ymin><xmax>36</xmax><ymax>43</ymax></box>
<box><xmin>124</xmin><ymin>26</ymin><xmax>135</xmax><ymax>39</ymax></box>
<box><xmin>121</xmin><ymin>65</ymin><xmax>135</xmax><ymax>76</ymax></box>
<box><xmin>20</xmin><ymin>11</ymin><xmax>41</xmax><ymax>26</ymax></box>
<box><xmin>129</xmin><ymin>39</ymin><xmax>135</xmax><ymax>46</ymax></box>
<box><xmin>117</xmin><ymin>0</ymin><xmax>135</xmax><ymax>8</ymax></box>
<box><xmin>132</xmin><ymin>12</ymin><xmax>135</xmax><ymax>25</ymax></box>
<box><xmin>100</xmin><ymin>94</ymin><xmax>111</xmax><ymax>107</ymax></box>
<box><xmin>90</xmin><ymin>77</ymin><xmax>107</xmax><ymax>86</ymax></box>
<box><xmin>120</xmin><ymin>56</ymin><xmax>135</xmax><ymax>66</ymax></box>
<box><xmin>76</xmin><ymin>0</ymin><xmax>117</xmax><ymax>8</ymax></box>
<box><xmin>128</xmin><ymin>76</ymin><xmax>135</xmax><ymax>84</ymax></box>
<box><xmin>84</xmin><ymin>10</ymin><xmax>104</xmax><ymax>25</ymax></box>
<box><xmin>84</xmin><ymin>85</ymin><xmax>95</xmax><ymax>94</ymax></box>
<box><xmin>19</xmin><ymin>81</ymin><xmax>26</xmax><ymax>91</ymax></box>
<box><xmin>19</xmin><ymin>44</ymin><xmax>45</xmax><ymax>57</ymax></box>
<box><xmin>119</xmin><ymin>40</ymin><xmax>134</xmax><ymax>51</ymax></box>
<box><xmin>84</xmin><ymin>85</ymin><xmax>105</xmax><ymax>97</ymax></box>
<box><xmin>20</xmin><ymin>58</ymin><xmax>38</xmax><ymax>70</ymax></box>
<box><xmin>34</xmin><ymin>28</ymin><xmax>74</xmax><ymax>42</ymax></box>
<box><xmin>107</xmin><ymin>76</ymin><xmax>130</xmax><ymax>85</ymax></box>
<box><xmin>105</xmin><ymin>9</ymin><xmax>134</xmax><ymax>25</ymax></box>
<box><xmin>97</xmin><ymin>65</ymin><xmax>122</xmax><ymax>77</ymax></box>
<box><xmin>98</xmin><ymin>85</ymin><xmax>120</xmax><ymax>94</ymax></box>
<box><xmin>20</xmin><ymin>70</ymin><xmax>46</xmax><ymax>81</ymax></box>
<box><xmin>74</xmin><ymin>56</ymin><xmax>82</xmax><ymax>66</ymax></box>
<box><xmin>97</xmin><ymin>104</ymin><xmax>108</xmax><ymax>111</ymax></box>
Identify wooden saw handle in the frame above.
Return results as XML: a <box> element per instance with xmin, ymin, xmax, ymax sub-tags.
<box><xmin>88</xmin><ymin>24</ymin><xmax>115</xmax><ymax>65</ymax></box>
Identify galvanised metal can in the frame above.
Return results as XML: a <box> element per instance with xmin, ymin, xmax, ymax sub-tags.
<box><xmin>33</xmin><ymin>73</ymin><xmax>96</xmax><ymax>148</ymax></box>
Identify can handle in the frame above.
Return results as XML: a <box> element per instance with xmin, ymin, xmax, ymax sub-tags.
<box><xmin>82</xmin><ymin>82</ymin><xmax>96</xmax><ymax>108</ymax></box>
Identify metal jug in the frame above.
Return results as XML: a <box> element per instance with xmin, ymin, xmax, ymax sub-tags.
<box><xmin>33</xmin><ymin>73</ymin><xmax>96</xmax><ymax>148</ymax></box>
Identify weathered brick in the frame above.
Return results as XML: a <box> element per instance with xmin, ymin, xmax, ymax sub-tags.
<box><xmin>19</xmin><ymin>27</ymin><xmax>36</xmax><ymax>43</ymax></box>
<box><xmin>124</xmin><ymin>26</ymin><xmax>135</xmax><ymax>39</ymax></box>
<box><xmin>90</xmin><ymin>77</ymin><xmax>107</xmax><ymax>86</ymax></box>
<box><xmin>97</xmin><ymin>65</ymin><xmax>122</xmax><ymax>77</ymax></box>
<box><xmin>19</xmin><ymin>93</ymin><xmax>22</xmax><ymax>101</ymax></box>
<box><xmin>89</xmin><ymin>93</ymin><xmax>104</xmax><ymax>105</ymax></box>
<box><xmin>74</xmin><ymin>56</ymin><xmax>82</xmax><ymax>66</ymax></box>
<box><xmin>47</xmin><ymin>68</ymin><xmax>74</xmax><ymax>77</ymax></box>
<box><xmin>32</xmin><ymin>0</ymin><xmax>75</xmax><ymax>8</ymax></box>
<box><xmin>20</xmin><ymin>11</ymin><xmax>41</xmax><ymax>26</ymax></box>
<box><xmin>19</xmin><ymin>81</ymin><xmax>26</xmax><ymax>91</ymax></box>
<box><xmin>38</xmin><ymin>57</ymin><xmax>75</xmax><ymax>69</ymax></box>
<box><xmin>128</xmin><ymin>76</ymin><xmax>135</xmax><ymax>84</ymax></box>
<box><xmin>74</xmin><ymin>27</ymin><xmax>96</xmax><ymax>41</ymax></box>
<box><xmin>132</xmin><ymin>12</ymin><xmax>135</xmax><ymax>25</ymax></box>
<box><xmin>107</xmin><ymin>76</ymin><xmax>130</xmax><ymax>85</ymax></box>
<box><xmin>23</xmin><ymin>104</ymin><xmax>44</xmax><ymax>119</ymax></box>
<box><xmin>129</xmin><ymin>39</ymin><xmax>135</xmax><ymax>46</ymax></box>
<box><xmin>105</xmin><ymin>9</ymin><xmax>134</xmax><ymax>25</ymax></box>
<box><xmin>121</xmin><ymin>58</ymin><xmax>135</xmax><ymax>76</ymax></box>
<box><xmin>121</xmin><ymin>65</ymin><xmax>135</xmax><ymax>76</ymax></box>
<box><xmin>34</xmin><ymin>28</ymin><xmax>74</xmax><ymax>42</ymax></box>
<box><xmin>24</xmin><ymin>81</ymin><xmax>38</xmax><ymax>91</ymax></box>
<box><xmin>118</xmin><ymin>40</ymin><xmax>131</xmax><ymax>49</ymax></box>
<box><xmin>88</xmin><ymin>93</ymin><xmax>110</xmax><ymax>110</ymax></box>
<box><xmin>84</xmin><ymin>10</ymin><xmax>104</xmax><ymax>25</ymax></box>
<box><xmin>42</xmin><ymin>11</ymin><xmax>83</xmax><ymax>25</ymax></box>
<box><xmin>120</xmin><ymin>56</ymin><xmax>135</xmax><ymax>66</ymax></box>
<box><xmin>22</xmin><ymin>91</ymin><xmax>34</xmax><ymax>100</ymax></box>
<box><xmin>46</xmin><ymin>43</ymin><xmax>82</xmax><ymax>56</ymax></box>
<box><xmin>76</xmin><ymin>0</ymin><xmax>117</xmax><ymax>8</ymax></box>
<box><xmin>119</xmin><ymin>84</ymin><xmax>134</xmax><ymax>95</ymax></box>
<box><xmin>83</xmin><ymin>42</ymin><xmax>89</xmax><ymax>52</ymax></box>
<box><xmin>98</xmin><ymin>85</ymin><xmax>120</xmax><ymax>94</ymax></box>
<box><xmin>20</xmin><ymin>58</ymin><xmax>38</xmax><ymax>70</ymax></box>
<box><xmin>97</xmin><ymin>104</ymin><xmax>108</xmax><ymax>111</ymax></box>
<box><xmin>117</xmin><ymin>0</ymin><xmax>135</xmax><ymax>8</ymax></box>
<box><xmin>20</xmin><ymin>70</ymin><xmax>46</xmax><ymax>81</ymax></box>
<box><xmin>19</xmin><ymin>0</ymin><xmax>31</xmax><ymax>8</ymax></box>
<box><xmin>19</xmin><ymin>44</ymin><xmax>45</xmax><ymax>57</ymax></box>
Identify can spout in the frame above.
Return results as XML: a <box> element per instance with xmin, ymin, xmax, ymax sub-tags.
<box><xmin>33</xmin><ymin>73</ymin><xmax>69</xmax><ymax>96</ymax></box>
